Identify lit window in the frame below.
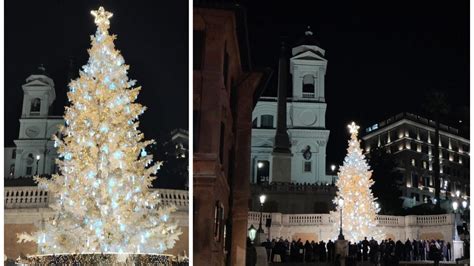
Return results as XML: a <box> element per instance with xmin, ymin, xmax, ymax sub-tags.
<box><xmin>423</xmin><ymin>161</ymin><xmax>427</xmax><ymax>169</ymax></box>
<box><xmin>411</xmin><ymin>159</ymin><xmax>416</xmax><ymax>166</ymax></box>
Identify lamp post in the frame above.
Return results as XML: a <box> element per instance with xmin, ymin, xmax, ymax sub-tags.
<box><xmin>330</xmin><ymin>164</ymin><xmax>336</xmax><ymax>184</ymax></box>
<box><xmin>248</xmin><ymin>225</ymin><xmax>257</xmax><ymax>244</ymax></box>
<box><xmin>452</xmin><ymin>201</ymin><xmax>459</xmax><ymax>241</ymax></box>
<box><xmin>35</xmin><ymin>155</ymin><xmax>41</xmax><ymax>175</ymax></box>
<box><xmin>338</xmin><ymin>197</ymin><xmax>345</xmax><ymax>240</ymax></box>
<box><xmin>258</xmin><ymin>195</ymin><xmax>266</xmax><ymax>233</ymax></box>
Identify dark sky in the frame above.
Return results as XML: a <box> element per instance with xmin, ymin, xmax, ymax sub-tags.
<box><xmin>238</xmin><ymin>0</ymin><xmax>470</xmax><ymax>166</ymax></box>
<box><xmin>5</xmin><ymin>0</ymin><xmax>188</xmax><ymax>147</ymax></box>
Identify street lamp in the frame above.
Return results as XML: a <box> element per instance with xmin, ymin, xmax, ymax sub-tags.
<box><xmin>257</xmin><ymin>162</ymin><xmax>264</xmax><ymax>169</ymax></box>
<box><xmin>248</xmin><ymin>225</ymin><xmax>257</xmax><ymax>244</ymax></box>
<box><xmin>462</xmin><ymin>200</ymin><xmax>468</xmax><ymax>209</ymax></box>
<box><xmin>375</xmin><ymin>202</ymin><xmax>380</xmax><ymax>211</ymax></box>
<box><xmin>452</xmin><ymin>201</ymin><xmax>459</xmax><ymax>241</ymax></box>
<box><xmin>331</xmin><ymin>164</ymin><xmax>336</xmax><ymax>172</ymax></box>
<box><xmin>35</xmin><ymin>155</ymin><xmax>41</xmax><ymax>175</ymax></box>
<box><xmin>258</xmin><ymin>195</ymin><xmax>266</xmax><ymax>233</ymax></box>
<box><xmin>338</xmin><ymin>197</ymin><xmax>345</xmax><ymax>240</ymax></box>
<box><xmin>456</xmin><ymin>190</ymin><xmax>461</xmax><ymax>198</ymax></box>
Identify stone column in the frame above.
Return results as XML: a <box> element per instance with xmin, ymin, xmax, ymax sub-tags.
<box><xmin>271</xmin><ymin>42</ymin><xmax>292</xmax><ymax>183</ymax></box>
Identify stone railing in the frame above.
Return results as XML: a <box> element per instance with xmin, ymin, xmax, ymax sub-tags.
<box><xmin>413</xmin><ymin>214</ymin><xmax>450</xmax><ymax>225</ymax></box>
<box><xmin>251</xmin><ymin>182</ymin><xmax>337</xmax><ymax>193</ymax></box>
<box><xmin>5</xmin><ymin>186</ymin><xmax>50</xmax><ymax>209</ymax></box>
<box><xmin>248</xmin><ymin>212</ymin><xmax>452</xmax><ymax>227</ymax></box>
<box><xmin>376</xmin><ymin>215</ymin><xmax>405</xmax><ymax>226</ymax></box>
<box><xmin>156</xmin><ymin>189</ymin><xmax>189</xmax><ymax>211</ymax></box>
<box><xmin>5</xmin><ymin>186</ymin><xmax>189</xmax><ymax>211</ymax></box>
<box><xmin>287</xmin><ymin>214</ymin><xmax>326</xmax><ymax>225</ymax></box>
<box><xmin>248</xmin><ymin>212</ymin><xmax>272</xmax><ymax>224</ymax></box>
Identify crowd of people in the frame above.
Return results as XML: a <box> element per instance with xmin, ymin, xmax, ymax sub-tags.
<box><xmin>257</xmin><ymin>237</ymin><xmax>470</xmax><ymax>264</ymax></box>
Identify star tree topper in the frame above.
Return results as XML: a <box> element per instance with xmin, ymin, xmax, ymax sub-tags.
<box><xmin>91</xmin><ymin>6</ymin><xmax>113</xmax><ymax>31</ymax></box>
<box><xmin>348</xmin><ymin>122</ymin><xmax>360</xmax><ymax>138</ymax></box>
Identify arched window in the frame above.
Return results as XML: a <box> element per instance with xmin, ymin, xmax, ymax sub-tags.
<box><xmin>30</xmin><ymin>98</ymin><xmax>41</xmax><ymax>114</ymax></box>
<box><xmin>260</xmin><ymin>115</ymin><xmax>274</xmax><ymax>128</ymax></box>
<box><xmin>302</xmin><ymin>75</ymin><xmax>315</xmax><ymax>98</ymax></box>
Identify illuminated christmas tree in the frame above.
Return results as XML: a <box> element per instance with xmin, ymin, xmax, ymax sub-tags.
<box><xmin>19</xmin><ymin>7</ymin><xmax>181</xmax><ymax>254</ymax></box>
<box><xmin>333</xmin><ymin>122</ymin><xmax>384</xmax><ymax>242</ymax></box>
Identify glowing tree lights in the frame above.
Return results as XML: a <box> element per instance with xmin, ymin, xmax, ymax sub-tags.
<box><xmin>333</xmin><ymin>122</ymin><xmax>384</xmax><ymax>242</ymax></box>
<box><xmin>18</xmin><ymin>7</ymin><xmax>181</xmax><ymax>254</ymax></box>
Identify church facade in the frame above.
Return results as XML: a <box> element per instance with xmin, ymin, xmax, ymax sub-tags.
<box><xmin>250</xmin><ymin>28</ymin><xmax>331</xmax><ymax>185</ymax></box>
<box><xmin>4</xmin><ymin>66</ymin><xmax>63</xmax><ymax>178</ymax></box>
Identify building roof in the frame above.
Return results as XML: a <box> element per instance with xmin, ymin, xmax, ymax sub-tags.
<box><xmin>362</xmin><ymin>112</ymin><xmax>469</xmax><ymax>142</ymax></box>
<box><xmin>293</xmin><ymin>26</ymin><xmax>322</xmax><ymax>48</ymax></box>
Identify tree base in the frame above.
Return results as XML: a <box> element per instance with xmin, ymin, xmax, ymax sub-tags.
<box><xmin>17</xmin><ymin>253</ymin><xmax>188</xmax><ymax>265</ymax></box>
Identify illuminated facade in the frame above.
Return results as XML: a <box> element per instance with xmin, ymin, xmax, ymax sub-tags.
<box><xmin>362</xmin><ymin>112</ymin><xmax>470</xmax><ymax>208</ymax></box>
<box><xmin>250</xmin><ymin>28</ymin><xmax>331</xmax><ymax>185</ymax></box>
<box><xmin>4</xmin><ymin>66</ymin><xmax>63</xmax><ymax>178</ymax></box>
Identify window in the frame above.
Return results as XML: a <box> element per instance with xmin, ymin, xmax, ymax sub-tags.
<box><xmin>12</xmin><ymin>149</ymin><xmax>16</xmax><ymax>159</ymax></box>
<box><xmin>260</xmin><ymin>115</ymin><xmax>274</xmax><ymax>128</ymax></box>
<box><xmin>421</xmin><ymin>145</ymin><xmax>428</xmax><ymax>154</ymax></box>
<box><xmin>423</xmin><ymin>176</ymin><xmax>430</xmax><ymax>187</ymax></box>
<box><xmin>193</xmin><ymin>30</ymin><xmax>205</xmax><ymax>70</ymax></box>
<box><xmin>411</xmin><ymin>172</ymin><xmax>419</xmax><ymax>188</ymax></box>
<box><xmin>304</xmin><ymin>161</ymin><xmax>312</xmax><ymax>172</ymax></box>
<box><xmin>302</xmin><ymin>74</ymin><xmax>315</xmax><ymax>98</ymax></box>
<box><xmin>30</xmin><ymin>98</ymin><xmax>41</xmax><ymax>114</ymax></box>
<box><xmin>214</xmin><ymin>202</ymin><xmax>224</xmax><ymax>242</ymax></box>
<box><xmin>422</xmin><ymin>161</ymin><xmax>427</xmax><ymax>169</ymax></box>
<box><xmin>26</xmin><ymin>167</ymin><xmax>32</xmax><ymax>176</ymax></box>
<box><xmin>411</xmin><ymin>159</ymin><xmax>416</xmax><ymax>167</ymax></box>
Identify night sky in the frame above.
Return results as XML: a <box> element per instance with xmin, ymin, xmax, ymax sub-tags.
<box><xmin>238</xmin><ymin>0</ymin><xmax>469</xmax><ymax>166</ymax></box>
<box><xmin>5</xmin><ymin>1</ymin><xmax>188</xmax><ymax>147</ymax></box>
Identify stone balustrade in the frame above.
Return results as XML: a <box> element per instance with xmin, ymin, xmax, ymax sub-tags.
<box><xmin>5</xmin><ymin>186</ymin><xmax>49</xmax><ymax>209</ymax></box>
<box><xmin>414</xmin><ymin>214</ymin><xmax>450</xmax><ymax>225</ymax></box>
<box><xmin>248</xmin><ymin>211</ymin><xmax>453</xmax><ymax>227</ymax></box>
<box><xmin>247</xmin><ymin>211</ymin><xmax>456</xmax><ymax>242</ymax></box>
<box><xmin>376</xmin><ymin>215</ymin><xmax>405</xmax><ymax>226</ymax></box>
<box><xmin>5</xmin><ymin>186</ymin><xmax>189</xmax><ymax>211</ymax></box>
